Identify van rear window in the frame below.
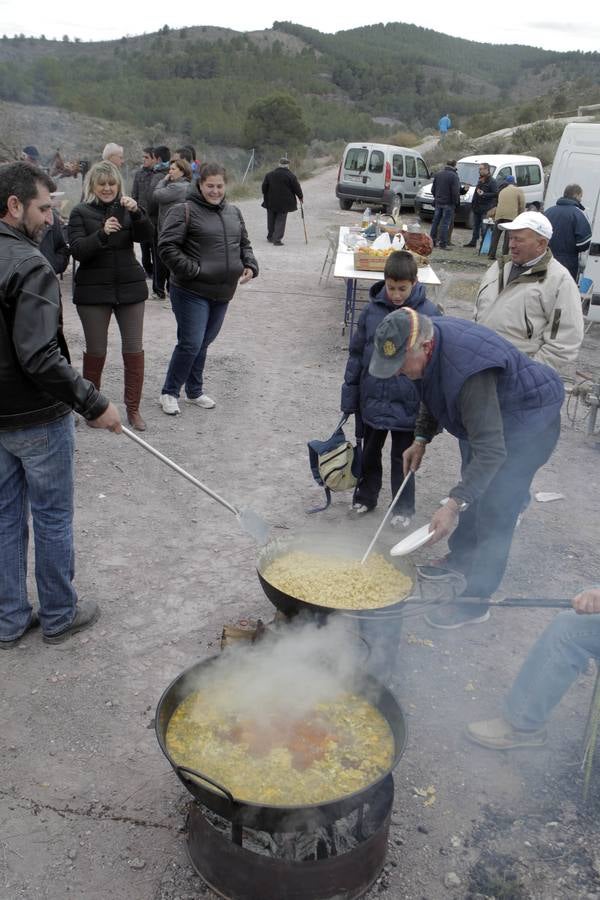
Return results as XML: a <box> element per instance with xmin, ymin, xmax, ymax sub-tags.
<box><xmin>344</xmin><ymin>149</ymin><xmax>368</xmax><ymax>172</ymax></box>
<box><xmin>369</xmin><ymin>151</ymin><xmax>384</xmax><ymax>174</ymax></box>
<box><xmin>516</xmin><ymin>165</ymin><xmax>541</xmax><ymax>187</ymax></box>
<box><xmin>406</xmin><ymin>156</ymin><xmax>416</xmax><ymax>178</ymax></box>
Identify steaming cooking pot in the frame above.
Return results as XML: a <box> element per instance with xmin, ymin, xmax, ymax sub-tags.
<box><xmin>155</xmin><ymin>655</ymin><xmax>407</xmax><ymax>832</ymax></box>
<box><xmin>256</xmin><ymin>532</ymin><xmax>416</xmax><ymax>620</ymax></box>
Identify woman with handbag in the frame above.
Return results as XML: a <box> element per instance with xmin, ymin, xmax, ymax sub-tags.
<box><xmin>68</xmin><ymin>161</ymin><xmax>153</xmax><ymax>430</ymax></box>
<box><xmin>157</xmin><ymin>163</ymin><xmax>258</xmax><ymax>416</ymax></box>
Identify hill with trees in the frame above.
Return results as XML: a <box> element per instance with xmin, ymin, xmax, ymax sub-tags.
<box><xmin>0</xmin><ymin>22</ymin><xmax>598</xmax><ymax>154</ymax></box>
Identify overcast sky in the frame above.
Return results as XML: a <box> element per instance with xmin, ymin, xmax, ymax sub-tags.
<box><xmin>1</xmin><ymin>3</ymin><xmax>599</xmax><ymax>53</ymax></box>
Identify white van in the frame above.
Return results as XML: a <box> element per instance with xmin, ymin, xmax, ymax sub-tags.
<box><xmin>546</xmin><ymin>124</ymin><xmax>600</xmax><ymax>320</ymax></box>
<box><xmin>416</xmin><ymin>154</ymin><xmax>544</xmax><ymax>227</ymax></box>
<box><xmin>336</xmin><ymin>143</ymin><xmax>431</xmax><ymax>213</ymax></box>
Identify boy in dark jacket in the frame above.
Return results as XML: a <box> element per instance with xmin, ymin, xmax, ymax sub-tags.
<box><xmin>341</xmin><ymin>251</ymin><xmax>441</xmax><ymax>527</ymax></box>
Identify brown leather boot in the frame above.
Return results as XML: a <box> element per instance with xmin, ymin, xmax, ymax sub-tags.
<box><xmin>82</xmin><ymin>352</ymin><xmax>106</xmax><ymax>390</ymax></box>
<box><xmin>123</xmin><ymin>351</ymin><xmax>146</xmax><ymax>431</ymax></box>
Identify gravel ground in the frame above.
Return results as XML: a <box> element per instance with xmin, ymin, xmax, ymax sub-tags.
<box><xmin>1</xmin><ymin>166</ymin><xmax>600</xmax><ymax>900</ymax></box>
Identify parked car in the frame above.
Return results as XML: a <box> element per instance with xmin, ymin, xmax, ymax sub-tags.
<box><xmin>335</xmin><ymin>143</ymin><xmax>431</xmax><ymax>214</ymax></box>
<box><xmin>415</xmin><ymin>154</ymin><xmax>544</xmax><ymax>228</ymax></box>
<box><xmin>546</xmin><ymin>123</ymin><xmax>600</xmax><ymax>321</ymax></box>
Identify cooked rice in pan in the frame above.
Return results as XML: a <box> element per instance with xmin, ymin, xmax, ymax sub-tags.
<box><xmin>262</xmin><ymin>551</ymin><xmax>411</xmax><ymax>609</ymax></box>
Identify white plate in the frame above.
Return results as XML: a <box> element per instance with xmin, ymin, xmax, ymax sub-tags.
<box><xmin>390</xmin><ymin>523</ymin><xmax>434</xmax><ymax>557</ymax></box>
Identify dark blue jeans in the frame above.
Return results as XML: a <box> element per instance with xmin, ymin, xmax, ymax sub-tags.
<box><xmin>447</xmin><ymin>415</ymin><xmax>561</xmax><ymax>603</ymax></box>
<box><xmin>469</xmin><ymin>209</ymin><xmax>486</xmax><ymax>245</ymax></box>
<box><xmin>162</xmin><ymin>285</ymin><xmax>228</xmax><ymax>399</ymax></box>
<box><xmin>429</xmin><ymin>204</ymin><xmax>454</xmax><ymax>247</ymax></box>
<box><xmin>0</xmin><ymin>414</ymin><xmax>77</xmax><ymax>640</ymax></box>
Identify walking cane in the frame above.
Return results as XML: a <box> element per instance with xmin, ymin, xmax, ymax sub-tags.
<box><xmin>300</xmin><ymin>201</ymin><xmax>308</xmax><ymax>244</ymax></box>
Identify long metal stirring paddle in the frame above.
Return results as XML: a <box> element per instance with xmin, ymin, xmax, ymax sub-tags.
<box><xmin>360</xmin><ymin>471</ymin><xmax>414</xmax><ymax>565</ymax></box>
<box><xmin>121</xmin><ymin>426</ymin><xmax>270</xmax><ymax>543</ymax></box>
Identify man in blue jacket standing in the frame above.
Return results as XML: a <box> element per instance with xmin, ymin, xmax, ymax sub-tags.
<box><xmin>430</xmin><ymin>160</ymin><xmax>460</xmax><ymax>250</ymax></box>
<box><xmin>438</xmin><ymin>114</ymin><xmax>452</xmax><ymax>137</ymax></box>
<box><xmin>545</xmin><ymin>184</ymin><xmax>592</xmax><ymax>281</ymax></box>
<box><xmin>369</xmin><ymin>308</ymin><xmax>564</xmax><ymax>629</ymax></box>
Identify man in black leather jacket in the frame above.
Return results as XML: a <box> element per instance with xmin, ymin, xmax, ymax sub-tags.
<box><xmin>0</xmin><ymin>162</ymin><xmax>121</xmax><ymax>647</ymax></box>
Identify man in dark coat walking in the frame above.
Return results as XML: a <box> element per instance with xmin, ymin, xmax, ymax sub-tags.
<box><xmin>261</xmin><ymin>157</ymin><xmax>303</xmax><ymax>246</ymax></box>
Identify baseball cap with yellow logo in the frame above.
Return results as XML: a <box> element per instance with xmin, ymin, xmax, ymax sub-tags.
<box><xmin>369</xmin><ymin>308</ymin><xmax>421</xmax><ymax>378</ymax></box>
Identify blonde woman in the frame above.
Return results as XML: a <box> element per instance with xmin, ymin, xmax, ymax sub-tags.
<box><xmin>68</xmin><ymin>161</ymin><xmax>153</xmax><ymax>430</ymax></box>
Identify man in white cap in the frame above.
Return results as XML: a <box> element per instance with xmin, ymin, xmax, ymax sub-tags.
<box><xmin>474</xmin><ymin>210</ymin><xmax>583</xmax><ymax>374</ymax></box>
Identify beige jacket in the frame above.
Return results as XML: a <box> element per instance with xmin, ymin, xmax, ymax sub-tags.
<box><xmin>474</xmin><ymin>250</ymin><xmax>584</xmax><ymax>373</ymax></box>
<box><xmin>490</xmin><ymin>183</ymin><xmax>525</xmax><ymax>222</ymax></box>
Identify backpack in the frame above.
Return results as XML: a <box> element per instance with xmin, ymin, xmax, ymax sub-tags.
<box><xmin>307</xmin><ymin>415</ymin><xmax>363</xmax><ymax>513</ymax></box>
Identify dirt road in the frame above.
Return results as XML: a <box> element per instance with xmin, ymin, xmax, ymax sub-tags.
<box><xmin>2</xmin><ymin>167</ymin><xmax>600</xmax><ymax>900</ymax></box>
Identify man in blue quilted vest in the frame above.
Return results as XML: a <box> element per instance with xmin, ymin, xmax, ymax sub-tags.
<box><xmin>370</xmin><ymin>308</ymin><xmax>564</xmax><ymax>629</ymax></box>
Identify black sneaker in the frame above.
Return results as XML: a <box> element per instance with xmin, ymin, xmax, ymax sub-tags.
<box><xmin>273</xmin><ymin>241</ymin><xmax>284</xmax><ymax>246</ymax></box>
<box><xmin>463</xmin><ymin>242</ymin><xmax>477</xmax><ymax>248</ymax></box>
<box><xmin>43</xmin><ymin>600</ymin><xmax>100</xmax><ymax>644</ymax></box>
<box><xmin>0</xmin><ymin>611</ymin><xmax>40</xmax><ymax>649</ymax></box>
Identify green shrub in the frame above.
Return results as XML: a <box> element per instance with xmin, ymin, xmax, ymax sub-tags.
<box><xmin>387</xmin><ymin>130</ymin><xmax>419</xmax><ymax>147</ymax></box>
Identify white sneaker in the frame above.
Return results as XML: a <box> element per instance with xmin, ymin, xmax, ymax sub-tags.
<box><xmin>185</xmin><ymin>394</ymin><xmax>216</xmax><ymax>409</ymax></box>
<box><xmin>350</xmin><ymin>503</ymin><xmax>371</xmax><ymax>515</ymax></box>
<box><xmin>390</xmin><ymin>514</ymin><xmax>413</xmax><ymax>529</ymax></box>
<box><xmin>159</xmin><ymin>394</ymin><xmax>180</xmax><ymax>415</ymax></box>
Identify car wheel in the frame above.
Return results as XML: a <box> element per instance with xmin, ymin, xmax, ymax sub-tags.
<box><xmin>339</xmin><ymin>199</ymin><xmax>353</xmax><ymax>211</ymax></box>
<box><xmin>466</xmin><ymin>209</ymin><xmax>474</xmax><ymax>230</ymax></box>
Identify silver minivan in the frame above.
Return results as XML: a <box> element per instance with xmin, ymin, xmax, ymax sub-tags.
<box><xmin>336</xmin><ymin>142</ymin><xmax>431</xmax><ymax>213</ymax></box>
<box><xmin>416</xmin><ymin>154</ymin><xmax>544</xmax><ymax>227</ymax></box>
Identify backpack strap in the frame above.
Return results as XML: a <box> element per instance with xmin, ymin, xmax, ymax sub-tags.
<box><xmin>307</xmin><ymin>486</ymin><xmax>332</xmax><ymax>514</ymax></box>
